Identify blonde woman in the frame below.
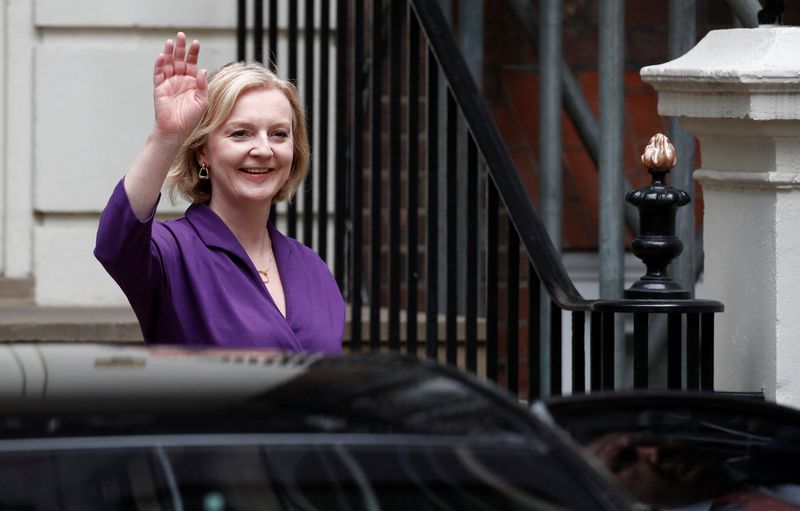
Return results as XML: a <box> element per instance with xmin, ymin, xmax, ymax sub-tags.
<box><xmin>95</xmin><ymin>33</ymin><xmax>344</xmax><ymax>353</ymax></box>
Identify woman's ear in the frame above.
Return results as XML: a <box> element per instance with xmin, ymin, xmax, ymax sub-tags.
<box><xmin>196</xmin><ymin>147</ymin><xmax>207</xmax><ymax>167</ymax></box>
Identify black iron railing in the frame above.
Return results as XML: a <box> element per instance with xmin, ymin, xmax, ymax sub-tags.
<box><xmin>235</xmin><ymin>0</ymin><xmax>723</xmax><ymax>399</ymax></box>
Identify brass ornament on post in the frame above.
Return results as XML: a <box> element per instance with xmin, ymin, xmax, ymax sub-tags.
<box><xmin>625</xmin><ymin>133</ymin><xmax>691</xmax><ymax>299</ymax></box>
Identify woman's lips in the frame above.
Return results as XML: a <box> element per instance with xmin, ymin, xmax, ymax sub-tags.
<box><xmin>238</xmin><ymin>167</ymin><xmax>274</xmax><ymax>175</ymax></box>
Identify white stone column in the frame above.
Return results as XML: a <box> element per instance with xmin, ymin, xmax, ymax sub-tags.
<box><xmin>641</xmin><ymin>27</ymin><xmax>800</xmax><ymax>407</ymax></box>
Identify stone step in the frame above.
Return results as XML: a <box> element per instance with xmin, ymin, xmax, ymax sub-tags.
<box><xmin>0</xmin><ymin>304</ymin><xmax>489</xmax><ymax>375</ymax></box>
<box><xmin>0</xmin><ymin>306</ymin><xmax>141</xmax><ymax>342</ymax></box>
<box><xmin>0</xmin><ymin>277</ymin><xmax>34</xmax><ymax>305</ymax></box>
<box><xmin>0</xmin><ymin>305</ymin><xmax>486</xmax><ymax>344</ymax></box>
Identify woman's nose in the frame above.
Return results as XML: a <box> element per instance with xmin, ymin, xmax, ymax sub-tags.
<box><xmin>250</xmin><ymin>134</ymin><xmax>273</xmax><ymax>156</ymax></box>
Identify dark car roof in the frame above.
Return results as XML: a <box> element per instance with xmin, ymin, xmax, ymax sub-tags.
<box><xmin>0</xmin><ymin>343</ymin><xmax>542</xmax><ymax>439</ymax></box>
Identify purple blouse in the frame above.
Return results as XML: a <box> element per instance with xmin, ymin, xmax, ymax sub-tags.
<box><xmin>95</xmin><ymin>179</ymin><xmax>344</xmax><ymax>354</ymax></box>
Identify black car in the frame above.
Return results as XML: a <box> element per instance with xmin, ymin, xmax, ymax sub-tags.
<box><xmin>543</xmin><ymin>391</ymin><xmax>800</xmax><ymax>510</ymax></box>
<box><xmin>0</xmin><ymin>343</ymin><xmax>630</xmax><ymax>510</ymax></box>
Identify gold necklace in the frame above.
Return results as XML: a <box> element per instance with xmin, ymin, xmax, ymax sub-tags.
<box><xmin>257</xmin><ymin>244</ymin><xmax>273</xmax><ymax>284</ymax></box>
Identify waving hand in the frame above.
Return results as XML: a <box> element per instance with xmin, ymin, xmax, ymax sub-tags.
<box><xmin>153</xmin><ymin>32</ymin><xmax>208</xmax><ymax>137</ymax></box>
<box><xmin>124</xmin><ymin>32</ymin><xmax>209</xmax><ymax>220</ymax></box>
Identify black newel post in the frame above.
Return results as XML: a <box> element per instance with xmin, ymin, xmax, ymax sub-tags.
<box><xmin>625</xmin><ymin>133</ymin><xmax>691</xmax><ymax>299</ymax></box>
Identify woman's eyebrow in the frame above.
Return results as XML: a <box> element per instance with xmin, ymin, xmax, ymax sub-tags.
<box><xmin>222</xmin><ymin>119</ymin><xmax>291</xmax><ymax>129</ymax></box>
<box><xmin>221</xmin><ymin>120</ymin><xmax>255</xmax><ymax>130</ymax></box>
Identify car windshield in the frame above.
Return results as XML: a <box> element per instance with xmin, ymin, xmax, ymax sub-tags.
<box><xmin>0</xmin><ymin>435</ymin><xmax>587</xmax><ymax>511</ymax></box>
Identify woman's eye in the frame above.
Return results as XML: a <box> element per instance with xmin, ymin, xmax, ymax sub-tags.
<box><xmin>230</xmin><ymin>130</ymin><xmax>248</xmax><ymax>138</ymax></box>
<box><xmin>272</xmin><ymin>130</ymin><xmax>289</xmax><ymax>140</ymax></box>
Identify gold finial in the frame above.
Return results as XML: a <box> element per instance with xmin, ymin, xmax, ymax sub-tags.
<box><xmin>641</xmin><ymin>133</ymin><xmax>677</xmax><ymax>170</ymax></box>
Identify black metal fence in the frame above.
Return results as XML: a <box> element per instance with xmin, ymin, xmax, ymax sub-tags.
<box><xmin>235</xmin><ymin>0</ymin><xmax>723</xmax><ymax>399</ymax></box>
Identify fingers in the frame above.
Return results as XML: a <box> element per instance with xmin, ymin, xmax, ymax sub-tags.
<box><xmin>196</xmin><ymin>68</ymin><xmax>208</xmax><ymax>94</ymax></box>
<box><xmin>185</xmin><ymin>39</ymin><xmax>201</xmax><ymax>77</ymax></box>
<box><xmin>153</xmin><ymin>54</ymin><xmax>165</xmax><ymax>86</ymax></box>
<box><xmin>173</xmin><ymin>32</ymin><xmax>187</xmax><ymax>75</ymax></box>
<box><xmin>185</xmin><ymin>39</ymin><xmax>200</xmax><ymax>65</ymax></box>
<box><xmin>174</xmin><ymin>32</ymin><xmax>187</xmax><ymax>61</ymax></box>
<box><xmin>157</xmin><ymin>32</ymin><xmax>200</xmax><ymax>79</ymax></box>
<box><xmin>161</xmin><ymin>38</ymin><xmax>175</xmax><ymax>79</ymax></box>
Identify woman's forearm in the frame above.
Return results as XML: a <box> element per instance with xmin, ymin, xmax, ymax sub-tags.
<box><xmin>124</xmin><ymin>129</ymin><xmax>187</xmax><ymax>220</ymax></box>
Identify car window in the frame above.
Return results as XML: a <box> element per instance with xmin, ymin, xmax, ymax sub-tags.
<box><xmin>0</xmin><ymin>449</ymin><xmax>171</xmax><ymax>510</ymax></box>
<box><xmin>0</xmin><ymin>438</ymin><xmax>603</xmax><ymax>510</ymax></box>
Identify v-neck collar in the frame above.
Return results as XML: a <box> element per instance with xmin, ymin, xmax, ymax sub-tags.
<box><xmin>185</xmin><ymin>203</ymin><xmax>293</xmax><ymax>257</ymax></box>
<box><xmin>185</xmin><ymin>202</ymin><xmax>249</xmax><ymax>258</ymax></box>
<box><xmin>185</xmin><ymin>203</ymin><xmax>296</xmax><ymax>320</ymax></box>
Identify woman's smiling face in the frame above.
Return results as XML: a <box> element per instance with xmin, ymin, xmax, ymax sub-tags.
<box><xmin>200</xmin><ymin>86</ymin><xmax>294</xmax><ymax>212</ymax></box>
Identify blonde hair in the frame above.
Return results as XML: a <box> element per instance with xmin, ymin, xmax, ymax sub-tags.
<box><xmin>167</xmin><ymin>61</ymin><xmax>310</xmax><ymax>204</ymax></box>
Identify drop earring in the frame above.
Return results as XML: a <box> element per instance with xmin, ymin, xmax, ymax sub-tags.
<box><xmin>199</xmin><ymin>163</ymin><xmax>210</xmax><ymax>180</ymax></box>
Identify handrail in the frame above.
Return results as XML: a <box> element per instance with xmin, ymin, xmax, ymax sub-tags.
<box><xmin>409</xmin><ymin>0</ymin><xmax>590</xmax><ymax>311</ymax></box>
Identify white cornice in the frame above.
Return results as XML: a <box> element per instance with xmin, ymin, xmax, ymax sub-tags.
<box><xmin>695</xmin><ymin>169</ymin><xmax>800</xmax><ymax>190</ymax></box>
<box><xmin>641</xmin><ymin>27</ymin><xmax>800</xmax><ymax>120</ymax></box>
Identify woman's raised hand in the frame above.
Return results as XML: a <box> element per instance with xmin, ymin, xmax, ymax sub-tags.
<box><xmin>153</xmin><ymin>32</ymin><xmax>208</xmax><ymax>138</ymax></box>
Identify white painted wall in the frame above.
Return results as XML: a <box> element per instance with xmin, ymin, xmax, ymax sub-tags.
<box><xmin>4</xmin><ymin>0</ymin><xmax>35</xmax><ymax>279</ymax></box>
<box><xmin>0</xmin><ymin>0</ymin><xmax>337</xmax><ymax>305</ymax></box>
<box><xmin>0</xmin><ymin>0</ymin><xmax>6</xmax><ymax>275</ymax></box>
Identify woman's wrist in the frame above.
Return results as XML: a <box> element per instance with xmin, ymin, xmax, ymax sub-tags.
<box><xmin>147</xmin><ymin>127</ymin><xmax>188</xmax><ymax>154</ymax></box>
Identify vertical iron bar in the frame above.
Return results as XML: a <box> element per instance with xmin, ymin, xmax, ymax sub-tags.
<box><xmin>599</xmin><ymin>0</ymin><xmax>625</xmax><ymax>388</ymax></box>
<box><xmin>465</xmin><ymin>136</ymin><xmax>478</xmax><ymax>372</ymax></box>
<box><xmin>701</xmin><ymin>313</ymin><xmax>715</xmax><ymax>390</ymax></box>
<box><xmin>287</xmin><ymin>0</ymin><xmax>299</xmax><ymax>237</ymax></box>
<box><xmin>237</xmin><ymin>0</ymin><xmax>246</xmax><ymax>61</ymax></box>
<box><xmin>369</xmin><ymin>0</ymin><xmax>383</xmax><ymax>351</ymax></box>
<box><xmin>459</xmin><ymin>0</ymin><xmax>483</xmax><ymax>89</ymax></box>
<box><xmin>317</xmin><ymin>0</ymin><xmax>330</xmax><ymax>262</ymax></box>
<box><xmin>550</xmin><ymin>302</ymin><xmax>562</xmax><ymax>396</ymax></box>
<box><xmin>571</xmin><ymin>311</ymin><xmax>585</xmax><ymax>394</ymax></box>
<box><xmin>486</xmin><ymin>184</ymin><xmax>499</xmax><ymax>380</ymax></box>
<box><xmin>254</xmin><ymin>0</ymin><xmax>264</xmax><ymax>62</ymax></box>
<box><xmin>425</xmin><ymin>45</ymin><xmax>439</xmax><ymax>361</ymax></box>
<box><xmin>406</xmin><ymin>6</ymin><xmax>420</xmax><ymax>356</ymax></box>
<box><xmin>686</xmin><ymin>312</ymin><xmax>700</xmax><ymax>390</ymax></box>
<box><xmin>507</xmin><ymin>222</ymin><xmax>520</xmax><ymax>397</ymax></box>
<box><xmin>388</xmin><ymin>0</ymin><xmax>402</xmax><ymax>351</ymax></box>
<box><xmin>350</xmin><ymin>0</ymin><xmax>364</xmax><ymax>352</ymax></box>
<box><xmin>633</xmin><ymin>313</ymin><xmax>649</xmax><ymax>389</ymax></box>
<box><xmin>602</xmin><ymin>312</ymin><xmax>615</xmax><ymax>391</ymax></box>
<box><xmin>667</xmin><ymin>313</ymin><xmax>683</xmax><ymax>389</ymax></box>
<box><xmin>669</xmin><ymin>0</ymin><xmax>697</xmax><ymax>294</ymax></box>
<box><xmin>539</xmin><ymin>0</ymin><xmax>562</xmax><ymax>250</ymax></box>
<box><xmin>598</xmin><ymin>0</ymin><xmax>626</xmax><ymax>291</ymax></box>
<box><xmin>268</xmin><ymin>0</ymin><xmax>278</xmax><ymax>71</ymax></box>
<box><xmin>303</xmin><ymin>0</ymin><xmax>315</xmax><ymax>248</ymax></box>
<box><xmin>528</xmin><ymin>263</ymin><xmax>541</xmax><ymax>400</ymax></box>
<box><xmin>538</xmin><ymin>0</ymin><xmax>561</xmax><ymax>388</ymax></box>
<box><xmin>590</xmin><ymin>311</ymin><xmax>601</xmax><ymax>391</ymax></box>
<box><xmin>333</xmin><ymin>0</ymin><xmax>348</xmax><ymax>286</ymax></box>
<box><xmin>436</xmin><ymin>0</ymin><xmax>451</xmax><ymax>329</ymax></box>
<box><xmin>445</xmin><ymin>90</ymin><xmax>458</xmax><ymax>366</ymax></box>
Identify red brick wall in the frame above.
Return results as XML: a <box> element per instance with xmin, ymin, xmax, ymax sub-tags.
<box><xmin>483</xmin><ymin>0</ymin><xmax>800</xmax><ymax>250</ymax></box>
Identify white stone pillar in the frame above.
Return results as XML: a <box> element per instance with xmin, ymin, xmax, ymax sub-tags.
<box><xmin>641</xmin><ymin>27</ymin><xmax>800</xmax><ymax>407</ymax></box>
